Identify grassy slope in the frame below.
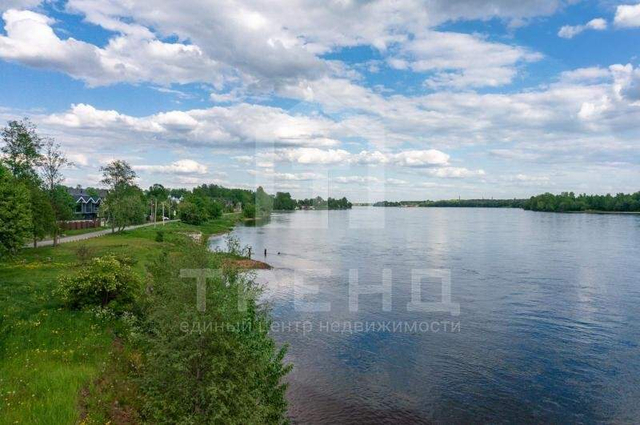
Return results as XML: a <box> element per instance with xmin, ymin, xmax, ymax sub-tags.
<box><xmin>0</xmin><ymin>215</ymin><xmax>239</xmax><ymax>425</ymax></box>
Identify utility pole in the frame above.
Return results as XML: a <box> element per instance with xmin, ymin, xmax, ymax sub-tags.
<box><xmin>154</xmin><ymin>199</ymin><xmax>157</xmax><ymax>227</ymax></box>
<box><xmin>162</xmin><ymin>202</ymin><xmax>165</xmax><ymax>225</ymax></box>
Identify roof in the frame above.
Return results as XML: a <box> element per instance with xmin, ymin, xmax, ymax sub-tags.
<box><xmin>67</xmin><ymin>187</ymin><xmax>107</xmax><ymax>203</ymax></box>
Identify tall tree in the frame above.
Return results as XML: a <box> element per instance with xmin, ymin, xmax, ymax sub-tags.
<box><xmin>0</xmin><ymin>165</ymin><xmax>31</xmax><ymax>257</ymax></box>
<box><xmin>40</xmin><ymin>138</ymin><xmax>73</xmax><ymax>192</ymax></box>
<box><xmin>28</xmin><ymin>183</ymin><xmax>55</xmax><ymax>248</ymax></box>
<box><xmin>1</xmin><ymin>119</ymin><xmax>43</xmax><ymax>181</ymax></box>
<box><xmin>100</xmin><ymin>160</ymin><xmax>137</xmax><ymax>190</ymax></box>
<box><xmin>49</xmin><ymin>185</ymin><xmax>75</xmax><ymax>246</ymax></box>
<box><xmin>100</xmin><ymin>160</ymin><xmax>144</xmax><ymax>232</ymax></box>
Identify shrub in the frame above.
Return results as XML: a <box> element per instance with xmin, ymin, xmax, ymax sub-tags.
<box><xmin>56</xmin><ymin>255</ymin><xmax>142</xmax><ymax>311</ymax></box>
<box><xmin>140</xmin><ymin>242</ymin><xmax>290</xmax><ymax>423</ymax></box>
<box><xmin>242</xmin><ymin>203</ymin><xmax>256</xmax><ymax>219</ymax></box>
<box><xmin>74</xmin><ymin>244</ymin><xmax>96</xmax><ymax>264</ymax></box>
<box><xmin>178</xmin><ymin>201</ymin><xmax>206</xmax><ymax>225</ymax></box>
<box><xmin>155</xmin><ymin>230</ymin><xmax>164</xmax><ymax>242</ymax></box>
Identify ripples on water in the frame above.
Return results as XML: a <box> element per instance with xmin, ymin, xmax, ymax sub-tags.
<box><xmin>210</xmin><ymin>208</ymin><xmax>640</xmax><ymax>424</ymax></box>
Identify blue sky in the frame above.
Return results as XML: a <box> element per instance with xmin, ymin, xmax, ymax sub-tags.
<box><xmin>0</xmin><ymin>0</ymin><xmax>639</xmax><ymax>201</ymax></box>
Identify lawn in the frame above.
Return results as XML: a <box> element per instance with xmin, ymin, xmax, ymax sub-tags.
<box><xmin>0</xmin><ymin>215</ymin><xmax>240</xmax><ymax>424</ymax></box>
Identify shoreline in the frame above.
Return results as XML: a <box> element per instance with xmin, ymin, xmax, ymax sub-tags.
<box><xmin>206</xmin><ymin>218</ymin><xmax>273</xmax><ymax>270</ymax></box>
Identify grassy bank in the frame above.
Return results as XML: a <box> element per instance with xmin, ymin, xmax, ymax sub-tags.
<box><xmin>0</xmin><ymin>215</ymin><xmax>242</xmax><ymax>424</ymax></box>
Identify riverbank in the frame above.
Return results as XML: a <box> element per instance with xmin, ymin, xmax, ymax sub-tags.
<box><xmin>0</xmin><ymin>213</ymin><xmax>275</xmax><ymax>424</ymax></box>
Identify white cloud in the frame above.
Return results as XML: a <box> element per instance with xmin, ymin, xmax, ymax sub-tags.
<box><xmin>560</xmin><ymin>67</ymin><xmax>611</xmax><ymax>83</ymax></box>
<box><xmin>0</xmin><ymin>0</ymin><xmax>569</xmax><ymax>89</ymax></box>
<box><xmin>334</xmin><ymin>176</ymin><xmax>382</xmax><ymax>184</ymax></box>
<box><xmin>610</xmin><ymin>63</ymin><xmax>640</xmax><ymax>102</ymax></box>
<box><xmin>261</xmin><ymin>148</ymin><xmax>450</xmax><ymax>168</ymax></box>
<box><xmin>389</xmin><ymin>31</ymin><xmax>541</xmax><ymax>88</ymax></box>
<box><xmin>0</xmin><ymin>9</ymin><xmax>225</xmax><ymax>86</ymax></box>
<box><xmin>134</xmin><ymin>159</ymin><xmax>208</xmax><ymax>174</ymax></box>
<box><xmin>558</xmin><ymin>18</ymin><xmax>607</xmax><ymax>39</ymax></box>
<box><xmin>0</xmin><ymin>0</ymin><xmax>40</xmax><ymax>12</ymax></box>
<box><xmin>423</xmin><ymin>167</ymin><xmax>485</xmax><ymax>179</ymax></box>
<box><xmin>614</xmin><ymin>3</ymin><xmax>640</xmax><ymax>28</ymax></box>
<box><xmin>44</xmin><ymin>103</ymin><xmax>341</xmax><ymax>148</ymax></box>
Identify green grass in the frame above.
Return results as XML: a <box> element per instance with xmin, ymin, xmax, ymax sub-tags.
<box><xmin>0</xmin><ymin>214</ymin><xmax>240</xmax><ymax>424</ymax></box>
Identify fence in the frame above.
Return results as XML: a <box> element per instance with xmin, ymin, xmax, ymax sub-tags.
<box><xmin>59</xmin><ymin>220</ymin><xmax>102</xmax><ymax>231</ymax></box>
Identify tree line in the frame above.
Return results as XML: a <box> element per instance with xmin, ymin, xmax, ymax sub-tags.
<box><xmin>374</xmin><ymin>199</ymin><xmax>525</xmax><ymax>208</ymax></box>
<box><xmin>0</xmin><ymin>119</ymin><xmax>75</xmax><ymax>256</ymax></box>
<box><xmin>523</xmin><ymin>192</ymin><xmax>640</xmax><ymax>212</ymax></box>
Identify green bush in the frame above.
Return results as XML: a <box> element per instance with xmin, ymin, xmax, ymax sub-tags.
<box><xmin>56</xmin><ymin>255</ymin><xmax>142</xmax><ymax>311</ymax></box>
<box><xmin>178</xmin><ymin>200</ymin><xmax>206</xmax><ymax>225</ymax></box>
<box><xmin>155</xmin><ymin>230</ymin><xmax>164</xmax><ymax>242</ymax></box>
<box><xmin>140</xmin><ymin>242</ymin><xmax>290</xmax><ymax>423</ymax></box>
<box><xmin>74</xmin><ymin>244</ymin><xmax>96</xmax><ymax>264</ymax></box>
<box><xmin>242</xmin><ymin>203</ymin><xmax>256</xmax><ymax>219</ymax></box>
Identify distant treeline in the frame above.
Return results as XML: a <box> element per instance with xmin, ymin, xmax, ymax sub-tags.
<box><xmin>173</xmin><ymin>184</ymin><xmax>352</xmax><ymax>223</ymax></box>
<box><xmin>297</xmin><ymin>196</ymin><xmax>352</xmax><ymax>210</ymax></box>
<box><xmin>523</xmin><ymin>192</ymin><xmax>640</xmax><ymax>212</ymax></box>
<box><xmin>373</xmin><ymin>192</ymin><xmax>640</xmax><ymax>213</ymax></box>
<box><xmin>374</xmin><ymin>199</ymin><xmax>525</xmax><ymax>208</ymax></box>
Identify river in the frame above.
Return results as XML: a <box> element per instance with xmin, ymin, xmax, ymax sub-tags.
<box><xmin>210</xmin><ymin>207</ymin><xmax>640</xmax><ymax>424</ymax></box>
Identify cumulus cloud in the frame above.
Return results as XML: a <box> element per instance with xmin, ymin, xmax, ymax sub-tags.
<box><xmin>334</xmin><ymin>176</ymin><xmax>382</xmax><ymax>184</ymax></box>
<box><xmin>0</xmin><ymin>0</ymin><xmax>567</xmax><ymax>89</ymax></box>
<box><xmin>389</xmin><ymin>31</ymin><xmax>541</xmax><ymax>88</ymax></box>
<box><xmin>614</xmin><ymin>3</ymin><xmax>640</xmax><ymax>28</ymax></box>
<box><xmin>0</xmin><ymin>9</ymin><xmax>225</xmax><ymax>86</ymax></box>
<box><xmin>259</xmin><ymin>148</ymin><xmax>450</xmax><ymax>168</ymax></box>
<box><xmin>423</xmin><ymin>167</ymin><xmax>485</xmax><ymax>179</ymax></box>
<box><xmin>43</xmin><ymin>103</ymin><xmax>341</xmax><ymax>148</ymax></box>
<box><xmin>134</xmin><ymin>159</ymin><xmax>208</xmax><ymax>174</ymax></box>
<box><xmin>560</xmin><ymin>67</ymin><xmax>611</xmax><ymax>83</ymax></box>
<box><xmin>558</xmin><ymin>18</ymin><xmax>607</xmax><ymax>39</ymax></box>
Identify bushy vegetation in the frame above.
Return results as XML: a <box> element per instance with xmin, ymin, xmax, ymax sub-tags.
<box><xmin>139</xmin><ymin>241</ymin><xmax>291</xmax><ymax>423</ymax></box>
<box><xmin>0</xmin><ymin>164</ymin><xmax>31</xmax><ymax>257</ymax></box>
<box><xmin>273</xmin><ymin>191</ymin><xmax>296</xmax><ymax>210</ymax></box>
<box><xmin>179</xmin><ymin>200</ymin><xmax>207</xmax><ymax>224</ymax></box>
<box><xmin>523</xmin><ymin>191</ymin><xmax>640</xmax><ymax>212</ymax></box>
<box><xmin>56</xmin><ymin>255</ymin><xmax>142</xmax><ymax>311</ymax></box>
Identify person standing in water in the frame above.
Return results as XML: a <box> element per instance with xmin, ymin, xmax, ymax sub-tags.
<box><xmin>264</xmin><ymin>248</ymin><xmax>267</xmax><ymax>257</ymax></box>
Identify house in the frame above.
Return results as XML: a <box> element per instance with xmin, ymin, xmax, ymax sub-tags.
<box><xmin>67</xmin><ymin>187</ymin><xmax>106</xmax><ymax>220</ymax></box>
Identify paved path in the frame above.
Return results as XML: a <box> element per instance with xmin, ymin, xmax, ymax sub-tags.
<box><xmin>27</xmin><ymin>220</ymin><xmax>179</xmax><ymax>248</ymax></box>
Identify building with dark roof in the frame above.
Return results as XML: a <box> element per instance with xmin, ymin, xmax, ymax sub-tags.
<box><xmin>67</xmin><ymin>187</ymin><xmax>107</xmax><ymax>220</ymax></box>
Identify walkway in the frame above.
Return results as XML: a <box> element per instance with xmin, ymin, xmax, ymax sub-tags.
<box><xmin>27</xmin><ymin>220</ymin><xmax>179</xmax><ymax>248</ymax></box>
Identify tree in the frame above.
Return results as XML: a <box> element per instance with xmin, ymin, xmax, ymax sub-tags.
<box><xmin>148</xmin><ymin>184</ymin><xmax>168</xmax><ymax>202</ymax></box>
<box><xmin>178</xmin><ymin>200</ymin><xmax>206</xmax><ymax>225</ymax></box>
<box><xmin>100</xmin><ymin>160</ymin><xmax>143</xmax><ymax>232</ymax></box>
<box><xmin>40</xmin><ymin>138</ymin><xmax>73</xmax><ymax>192</ymax></box>
<box><xmin>28</xmin><ymin>183</ymin><xmax>55</xmax><ymax>248</ymax></box>
<box><xmin>104</xmin><ymin>186</ymin><xmax>146</xmax><ymax>232</ymax></box>
<box><xmin>1</xmin><ymin>119</ymin><xmax>43</xmax><ymax>181</ymax></box>
<box><xmin>273</xmin><ymin>192</ymin><xmax>296</xmax><ymax>210</ymax></box>
<box><xmin>100</xmin><ymin>160</ymin><xmax>137</xmax><ymax>190</ymax></box>
<box><xmin>0</xmin><ymin>165</ymin><xmax>31</xmax><ymax>257</ymax></box>
<box><xmin>254</xmin><ymin>186</ymin><xmax>273</xmax><ymax>217</ymax></box>
<box><xmin>49</xmin><ymin>185</ymin><xmax>75</xmax><ymax>245</ymax></box>
<box><xmin>242</xmin><ymin>203</ymin><xmax>256</xmax><ymax>219</ymax></box>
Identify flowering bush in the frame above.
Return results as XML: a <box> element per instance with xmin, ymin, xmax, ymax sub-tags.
<box><xmin>56</xmin><ymin>255</ymin><xmax>141</xmax><ymax>311</ymax></box>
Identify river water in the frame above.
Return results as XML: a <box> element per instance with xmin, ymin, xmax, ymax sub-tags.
<box><xmin>210</xmin><ymin>207</ymin><xmax>640</xmax><ymax>424</ymax></box>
